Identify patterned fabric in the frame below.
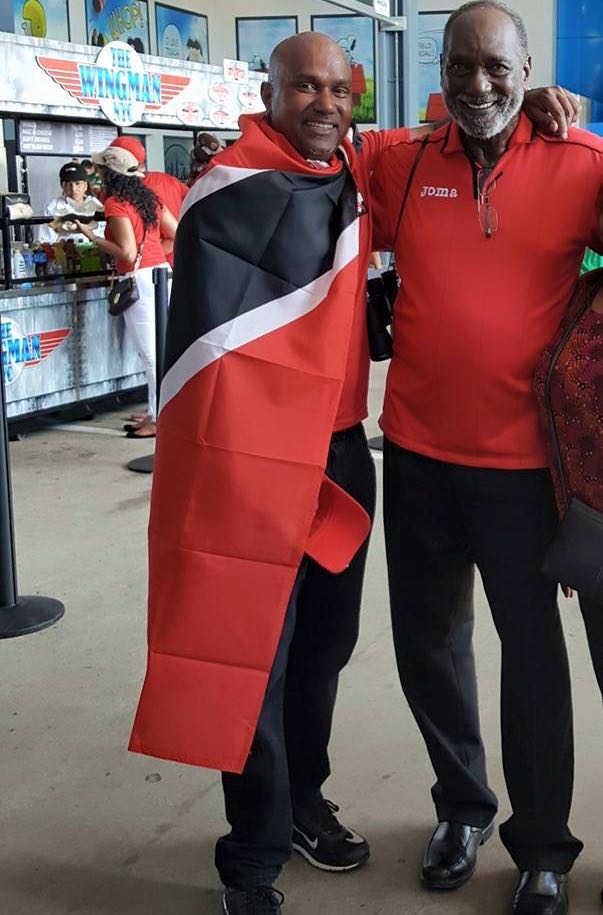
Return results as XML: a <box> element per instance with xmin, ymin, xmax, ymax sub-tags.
<box><xmin>534</xmin><ymin>269</ymin><xmax>603</xmax><ymax>514</ymax></box>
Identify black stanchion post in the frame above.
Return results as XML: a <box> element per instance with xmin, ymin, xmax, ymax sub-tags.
<box><xmin>154</xmin><ymin>266</ymin><xmax>169</xmax><ymax>390</ymax></box>
<box><xmin>127</xmin><ymin>266</ymin><xmax>171</xmax><ymax>475</ymax></box>
<box><xmin>0</xmin><ymin>335</ymin><xmax>64</xmax><ymax>637</ymax></box>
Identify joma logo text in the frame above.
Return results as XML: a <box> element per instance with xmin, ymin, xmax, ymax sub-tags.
<box><xmin>420</xmin><ymin>186</ymin><xmax>459</xmax><ymax>199</ymax></box>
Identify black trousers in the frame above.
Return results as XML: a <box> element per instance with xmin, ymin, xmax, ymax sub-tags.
<box><xmin>215</xmin><ymin>424</ymin><xmax>376</xmax><ymax>888</ymax></box>
<box><xmin>579</xmin><ymin>595</ymin><xmax>603</xmax><ymax>702</ymax></box>
<box><xmin>383</xmin><ymin>441</ymin><xmax>583</xmax><ymax>873</ymax></box>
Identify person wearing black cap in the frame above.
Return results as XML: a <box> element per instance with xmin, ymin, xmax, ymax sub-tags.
<box><xmin>38</xmin><ymin>160</ymin><xmax>104</xmax><ymax>244</ymax></box>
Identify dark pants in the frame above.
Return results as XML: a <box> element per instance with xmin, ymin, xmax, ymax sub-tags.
<box><xmin>383</xmin><ymin>441</ymin><xmax>583</xmax><ymax>873</ymax></box>
<box><xmin>215</xmin><ymin>424</ymin><xmax>376</xmax><ymax>888</ymax></box>
<box><xmin>579</xmin><ymin>595</ymin><xmax>603</xmax><ymax>700</ymax></box>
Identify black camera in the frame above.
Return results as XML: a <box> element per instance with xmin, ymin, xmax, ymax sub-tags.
<box><xmin>366</xmin><ymin>268</ymin><xmax>398</xmax><ymax>361</ymax></box>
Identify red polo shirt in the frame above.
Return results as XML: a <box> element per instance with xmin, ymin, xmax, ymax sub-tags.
<box><xmin>371</xmin><ymin>114</ymin><xmax>603</xmax><ymax>468</ymax></box>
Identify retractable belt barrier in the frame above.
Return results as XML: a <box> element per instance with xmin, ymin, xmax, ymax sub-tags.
<box><xmin>0</xmin><ymin>328</ymin><xmax>65</xmax><ymax>637</ymax></box>
<box><xmin>127</xmin><ymin>266</ymin><xmax>172</xmax><ymax>475</ymax></box>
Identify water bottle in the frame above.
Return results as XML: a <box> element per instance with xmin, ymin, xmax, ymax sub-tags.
<box><xmin>11</xmin><ymin>245</ymin><xmax>26</xmax><ymax>279</ymax></box>
<box><xmin>22</xmin><ymin>245</ymin><xmax>35</xmax><ymax>277</ymax></box>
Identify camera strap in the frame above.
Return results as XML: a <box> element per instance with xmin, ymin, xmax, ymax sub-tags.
<box><xmin>389</xmin><ymin>136</ymin><xmax>430</xmax><ymax>271</ymax></box>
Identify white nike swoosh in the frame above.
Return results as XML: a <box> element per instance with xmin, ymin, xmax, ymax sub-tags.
<box><xmin>295</xmin><ymin>827</ymin><xmax>319</xmax><ymax>850</ymax></box>
<box><xmin>345</xmin><ymin>829</ymin><xmax>366</xmax><ymax>846</ymax></box>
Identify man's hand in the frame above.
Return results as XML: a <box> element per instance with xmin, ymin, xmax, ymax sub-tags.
<box><xmin>188</xmin><ymin>132</ymin><xmax>223</xmax><ymax>185</ymax></box>
<box><xmin>196</xmin><ymin>132</ymin><xmax>222</xmax><ymax>156</ymax></box>
<box><xmin>523</xmin><ymin>87</ymin><xmax>580</xmax><ymax>139</ymax></box>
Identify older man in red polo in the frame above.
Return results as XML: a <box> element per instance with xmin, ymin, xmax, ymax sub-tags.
<box><xmin>371</xmin><ymin>3</ymin><xmax>603</xmax><ymax>914</ymax></box>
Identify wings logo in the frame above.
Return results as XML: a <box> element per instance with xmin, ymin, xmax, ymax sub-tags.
<box><xmin>1</xmin><ymin>318</ymin><xmax>70</xmax><ymax>385</ymax></box>
<box><xmin>37</xmin><ymin>40</ymin><xmax>190</xmax><ymax>128</ymax></box>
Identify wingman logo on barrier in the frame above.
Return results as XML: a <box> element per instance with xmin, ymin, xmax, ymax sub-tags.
<box><xmin>37</xmin><ymin>41</ymin><xmax>190</xmax><ymax>127</ymax></box>
<box><xmin>1</xmin><ymin>318</ymin><xmax>70</xmax><ymax>384</ymax></box>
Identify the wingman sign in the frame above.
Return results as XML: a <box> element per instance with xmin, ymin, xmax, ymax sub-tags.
<box><xmin>38</xmin><ymin>41</ymin><xmax>187</xmax><ymax>127</ymax></box>
<box><xmin>0</xmin><ymin>32</ymin><xmax>264</xmax><ymax>129</ymax></box>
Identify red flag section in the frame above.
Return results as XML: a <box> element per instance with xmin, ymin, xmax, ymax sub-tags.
<box><xmin>129</xmin><ymin>117</ymin><xmax>363</xmax><ymax>772</ymax></box>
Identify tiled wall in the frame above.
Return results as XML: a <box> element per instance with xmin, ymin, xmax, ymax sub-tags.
<box><xmin>556</xmin><ymin>0</ymin><xmax>603</xmax><ymax>134</ymax></box>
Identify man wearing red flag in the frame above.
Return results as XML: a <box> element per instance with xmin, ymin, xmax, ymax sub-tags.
<box><xmin>129</xmin><ymin>29</ymin><xmax>577</xmax><ymax>915</ymax></box>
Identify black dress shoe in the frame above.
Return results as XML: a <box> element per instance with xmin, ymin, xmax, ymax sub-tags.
<box><xmin>512</xmin><ymin>871</ymin><xmax>568</xmax><ymax>915</ymax></box>
<box><xmin>421</xmin><ymin>820</ymin><xmax>494</xmax><ymax>890</ymax></box>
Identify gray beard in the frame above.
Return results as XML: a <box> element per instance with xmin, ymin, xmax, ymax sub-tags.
<box><xmin>445</xmin><ymin>88</ymin><xmax>525</xmax><ymax>140</ymax></box>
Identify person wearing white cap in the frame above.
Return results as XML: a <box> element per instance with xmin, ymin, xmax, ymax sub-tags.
<box><xmin>76</xmin><ymin>146</ymin><xmax>177</xmax><ymax>438</ymax></box>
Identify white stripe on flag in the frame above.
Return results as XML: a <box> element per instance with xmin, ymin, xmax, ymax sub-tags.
<box><xmin>159</xmin><ymin>218</ymin><xmax>360</xmax><ymax>416</ymax></box>
<box><xmin>180</xmin><ymin>165</ymin><xmax>270</xmax><ymax>221</ymax></box>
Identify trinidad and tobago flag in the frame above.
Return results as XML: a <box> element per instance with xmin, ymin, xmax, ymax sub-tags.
<box><xmin>129</xmin><ymin>114</ymin><xmax>363</xmax><ymax>772</ymax></box>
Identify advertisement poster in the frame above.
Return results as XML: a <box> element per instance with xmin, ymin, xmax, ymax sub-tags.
<box><xmin>85</xmin><ymin>0</ymin><xmax>150</xmax><ymax>54</ymax></box>
<box><xmin>236</xmin><ymin>17</ymin><xmax>298</xmax><ymax>73</ymax></box>
<box><xmin>311</xmin><ymin>15</ymin><xmax>375</xmax><ymax>123</ymax></box>
<box><xmin>13</xmin><ymin>0</ymin><xmax>69</xmax><ymax>41</ymax></box>
<box><xmin>156</xmin><ymin>4</ymin><xmax>209</xmax><ymax>64</ymax></box>
<box><xmin>418</xmin><ymin>11</ymin><xmax>451</xmax><ymax>122</ymax></box>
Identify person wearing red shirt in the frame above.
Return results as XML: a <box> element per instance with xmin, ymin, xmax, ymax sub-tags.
<box><xmin>370</xmin><ymin>4</ymin><xmax>603</xmax><ymax>914</ymax></box>
<box><xmin>110</xmin><ymin>136</ymin><xmax>188</xmax><ymax>265</ymax></box>
<box><xmin>77</xmin><ymin>146</ymin><xmax>176</xmax><ymax>438</ymax></box>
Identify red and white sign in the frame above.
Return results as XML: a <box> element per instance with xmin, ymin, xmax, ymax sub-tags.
<box><xmin>1</xmin><ymin>317</ymin><xmax>70</xmax><ymax>385</ymax></box>
<box><xmin>209</xmin><ymin>107</ymin><xmax>236</xmax><ymax>129</ymax></box>
<box><xmin>208</xmin><ymin>82</ymin><xmax>235</xmax><ymax>107</ymax></box>
<box><xmin>176</xmin><ymin>101</ymin><xmax>206</xmax><ymax>127</ymax></box>
<box><xmin>239</xmin><ymin>85</ymin><xmax>262</xmax><ymax>112</ymax></box>
<box><xmin>37</xmin><ymin>41</ymin><xmax>189</xmax><ymax>127</ymax></box>
<box><xmin>0</xmin><ymin>33</ymin><xmax>265</xmax><ymax>129</ymax></box>
<box><xmin>223</xmin><ymin>58</ymin><xmax>249</xmax><ymax>84</ymax></box>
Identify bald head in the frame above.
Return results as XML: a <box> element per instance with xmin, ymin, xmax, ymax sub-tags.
<box><xmin>261</xmin><ymin>31</ymin><xmax>353</xmax><ymax>161</ymax></box>
<box><xmin>268</xmin><ymin>32</ymin><xmax>351</xmax><ymax>86</ymax></box>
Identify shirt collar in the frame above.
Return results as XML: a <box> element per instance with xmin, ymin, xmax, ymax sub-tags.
<box><xmin>258</xmin><ymin>116</ymin><xmax>342</xmax><ymax>169</ymax></box>
<box><xmin>441</xmin><ymin>111</ymin><xmax>536</xmax><ymax>156</ymax></box>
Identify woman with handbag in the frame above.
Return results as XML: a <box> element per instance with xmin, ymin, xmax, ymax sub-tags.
<box><xmin>76</xmin><ymin>146</ymin><xmax>177</xmax><ymax>439</ymax></box>
<box><xmin>534</xmin><ymin>264</ymin><xmax>603</xmax><ymax>705</ymax></box>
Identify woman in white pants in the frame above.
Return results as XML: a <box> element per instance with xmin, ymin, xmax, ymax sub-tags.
<box><xmin>76</xmin><ymin>145</ymin><xmax>176</xmax><ymax>438</ymax></box>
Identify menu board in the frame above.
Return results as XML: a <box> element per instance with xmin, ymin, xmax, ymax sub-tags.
<box><xmin>19</xmin><ymin>121</ymin><xmax>117</xmax><ymax>156</ymax></box>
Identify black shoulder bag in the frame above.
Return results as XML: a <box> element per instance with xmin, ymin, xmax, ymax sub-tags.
<box><xmin>367</xmin><ymin>137</ymin><xmax>429</xmax><ymax>361</ymax></box>
<box><xmin>541</xmin><ymin>295</ymin><xmax>603</xmax><ymax>603</ymax></box>
<box><xmin>107</xmin><ymin>233</ymin><xmax>146</xmax><ymax>317</ymax></box>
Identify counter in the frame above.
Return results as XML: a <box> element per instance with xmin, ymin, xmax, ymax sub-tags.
<box><xmin>1</xmin><ymin>278</ymin><xmax>145</xmax><ymax>418</ymax></box>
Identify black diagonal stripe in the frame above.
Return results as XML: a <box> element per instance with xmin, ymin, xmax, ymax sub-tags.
<box><xmin>165</xmin><ymin>167</ymin><xmax>358</xmax><ymax>374</ymax></box>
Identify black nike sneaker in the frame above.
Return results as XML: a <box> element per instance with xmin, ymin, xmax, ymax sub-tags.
<box><xmin>292</xmin><ymin>796</ymin><xmax>370</xmax><ymax>871</ymax></box>
<box><xmin>222</xmin><ymin>887</ymin><xmax>284</xmax><ymax>914</ymax></box>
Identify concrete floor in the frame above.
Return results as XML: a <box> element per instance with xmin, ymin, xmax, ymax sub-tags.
<box><xmin>2</xmin><ymin>362</ymin><xmax>603</xmax><ymax>915</ymax></box>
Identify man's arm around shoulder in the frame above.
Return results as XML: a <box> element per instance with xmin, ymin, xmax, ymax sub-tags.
<box><xmin>359</xmin><ymin>123</ymin><xmax>441</xmax><ymax>171</ymax></box>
